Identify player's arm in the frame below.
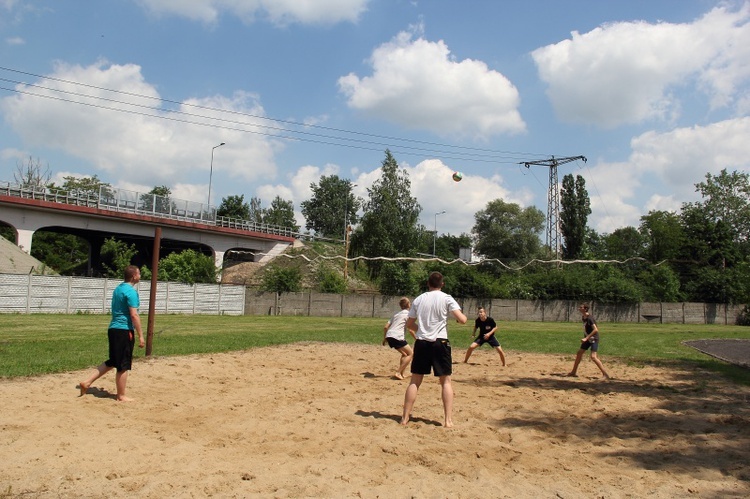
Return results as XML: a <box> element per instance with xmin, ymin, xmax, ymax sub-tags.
<box><xmin>583</xmin><ymin>322</ymin><xmax>599</xmax><ymax>341</ymax></box>
<box><xmin>382</xmin><ymin>321</ymin><xmax>390</xmax><ymax>345</ymax></box>
<box><xmin>452</xmin><ymin>309</ymin><xmax>468</xmax><ymax>324</ymax></box>
<box><xmin>407</xmin><ymin>327</ymin><xmax>417</xmax><ymax>340</ymax></box>
<box><xmin>129</xmin><ymin>307</ymin><xmax>145</xmax><ymax>348</ymax></box>
<box><xmin>406</xmin><ymin>317</ymin><xmax>418</xmax><ymax>334</ymax></box>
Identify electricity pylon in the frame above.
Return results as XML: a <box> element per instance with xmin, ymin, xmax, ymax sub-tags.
<box><xmin>521</xmin><ymin>155</ymin><xmax>587</xmax><ymax>259</ymax></box>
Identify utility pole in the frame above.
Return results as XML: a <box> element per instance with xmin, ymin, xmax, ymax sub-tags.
<box><xmin>521</xmin><ymin>155</ymin><xmax>586</xmax><ymax>259</ymax></box>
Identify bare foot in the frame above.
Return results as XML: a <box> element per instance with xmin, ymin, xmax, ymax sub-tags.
<box><xmin>444</xmin><ymin>419</ymin><xmax>454</xmax><ymax>428</ymax></box>
<box><xmin>116</xmin><ymin>396</ymin><xmax>135</xmax><ymax>402</ymax></box>
<box><xmin>566</xmin><ymin>372</ymin><xmax>578</xmax><ymax>377</ymax></box>
<box><xmin>394</xmin><ymin>373</ymin><xmax>405</xmax><ymax>380</ymax></box>
<box><xmin>78</xmin><ymin>382</ymin><xmax>90</xmax><ymax>397</ymax></box>
<box><xmin>400</xmin><ymin>416</ymin><xmax>409</xmax><ymax>426</ymax></box>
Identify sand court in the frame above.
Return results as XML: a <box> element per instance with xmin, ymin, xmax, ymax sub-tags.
<box><xmin>1</xmin><ymin>342</ymin><xmax>749</xmax><ymax>498</ymax></box>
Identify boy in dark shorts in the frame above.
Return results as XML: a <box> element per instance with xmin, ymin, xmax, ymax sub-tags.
<box><xmin>463</xmin><ymin>306</ymin><xmax>506</xmax><ymax>366</ymax></box>
<box><xmin>567</xmin><ymin>302</ymin><xmax>610</xmax><ymax>379</ymax></box>
<box><xmin>382</xmin><ymin>297</ymin><xmax>417</xmax><ymax>379</ymax></box>
<box><xmin>400</xmin><ymin>272</ymin><xmax>467</xmax><ymax>427</ymax></box>
<box><xmin>79</xmin><ymin>265</ymin><xmax>145</xmax><ymax>401</ymax></box>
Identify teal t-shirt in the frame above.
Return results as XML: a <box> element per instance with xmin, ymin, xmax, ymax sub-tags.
<box><xmin>109</xmin><ymin>282</ymin><xmax>139</xmax><ymax>330</ymax></box>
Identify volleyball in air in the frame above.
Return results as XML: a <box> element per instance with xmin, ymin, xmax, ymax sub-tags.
<box><xmin>452</xmin><ymin>171</ymin><xmax>463</xmax><ymax>182</ymax></box>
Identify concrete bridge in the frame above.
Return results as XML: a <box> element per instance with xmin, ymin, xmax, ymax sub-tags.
<box><xmin>0</xmin><ymin>181</ymin><xmax>296</xmax><ymax>277</ymax></box>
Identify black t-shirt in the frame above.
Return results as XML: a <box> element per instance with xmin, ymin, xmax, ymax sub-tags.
<box><xmin>474</xmin><ymin>316</ymin><xmax>497</xmax><ymax>337</ymax></box>
<box><xmin>583</xmin><ymin>315</ymin><xmax>599</xmax><ymax>341</ymax></box>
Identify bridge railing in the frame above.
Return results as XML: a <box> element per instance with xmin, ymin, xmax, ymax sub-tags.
<box><xmin>0</xmin><ymin>181</ymin><xmax>298</xmax><ymax>239</ymax></box>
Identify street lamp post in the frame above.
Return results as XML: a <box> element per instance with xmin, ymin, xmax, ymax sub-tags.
<box><xmin>207</xmin><ymin>142</ymin><xmax>226</xmax><ymax>209</ymax></box>
<box><xmin>434</xmin><ymin>210</ymin><xmax>446</xmax><ymax>256</ymax></box>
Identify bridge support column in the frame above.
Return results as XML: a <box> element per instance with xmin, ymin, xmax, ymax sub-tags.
<box><xmin>16</xmin><ymin>229</ymin><xmax>34</xmax><ymax>254</ymax></box>
<box><xmin>213</xmin><ymin>250</ymin><xmax>225</xmax><ymax>282</ymax></box>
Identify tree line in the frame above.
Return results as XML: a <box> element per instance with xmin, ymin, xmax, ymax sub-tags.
<box><xmin>2</xmin><ymin>154</ymin><xmax>749</xmax><ymax>317</ymax></box>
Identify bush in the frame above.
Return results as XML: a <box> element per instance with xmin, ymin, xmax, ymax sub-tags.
<box><xmin>317</xmin><ymin>266</ymin><xmax>346</xmax><ymax>294</ymax></box>
<box><xmin>261</xmin><ymin>266</ymin><xmax>302</xmax><ymax>293</ymax></box>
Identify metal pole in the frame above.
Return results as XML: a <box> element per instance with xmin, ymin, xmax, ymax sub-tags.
<box><xmin>146</xmin><ymin>226</ymin><xmax>161</xmax><ymax>357</ymax></box>
<box><xmin>207</xmin><ymin>142</ymin><xmax>226</xmax><ymax>209</ymax></box>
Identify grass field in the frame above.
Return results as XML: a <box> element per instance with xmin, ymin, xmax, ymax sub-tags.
<box><xmin>1</xmin><ymin>314</ymin><xmax>749</xmax><ymax>383</ymax></box>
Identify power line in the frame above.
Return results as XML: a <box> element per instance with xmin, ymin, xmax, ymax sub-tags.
<box><xmin>0</xmin><ymin>65</ymin><xmax>558</xmax><ymax>166</ymax></box>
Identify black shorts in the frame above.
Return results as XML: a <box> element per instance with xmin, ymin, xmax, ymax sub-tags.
<box><xmin>580</xmin><ymin>339</ymin><xmax>599</xmax><ymax>352</ymax></box>
<box><xmin>473</xmin><ymin>335</ymin><xmax>501</xmax><ymax>348</ymax></box>
<box><xmin>411</xmin><ymin>339</ymin><xmax>452</xmax><ymax>377</ymax></box>
<box><xmin>386</xmin><ymin>337</ymin><xmax>408</xmax><ymax>349</ymax></box>
<box><xmin>105</xmin><ymin>328</ymin><xmax>135</xmax><ymax>372</ymax></box>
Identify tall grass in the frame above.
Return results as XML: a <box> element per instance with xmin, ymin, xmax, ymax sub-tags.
<box><xmin>1</xmin><ymin>314</ymin><xmax>748</xmax><ymax>383</ymax></box>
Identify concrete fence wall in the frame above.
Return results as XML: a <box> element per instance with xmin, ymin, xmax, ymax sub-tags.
<box><xmin>0</xmin><ymin>273</ymin><xmax>245</xmax><ymax>315</ymax></box>
<box><xmin>0</xmin><ymin>273</ymin><xmax>743</xmax><ymax>324</ymax></box>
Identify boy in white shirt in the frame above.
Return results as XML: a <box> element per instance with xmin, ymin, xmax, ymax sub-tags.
<box><xmin>400</xmin><ymin>272</ymin><xmax>467</xmax><ymax>427</ymax></box>
<box><xmin>382</xmin><ymin>297</ymin><xmax>417</xmax><ymax>379</ymax></box>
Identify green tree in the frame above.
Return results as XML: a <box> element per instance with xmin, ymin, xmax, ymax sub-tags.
<box><xmin>31</xmin><ymin>231</ymin><xmax>89</xmax><ymax>275</ymax></box>
<box><xmin>472</xmin><ymin>199</ymin><xmax>545</xmax><ymax>264</ymax></box>
<box><xmin>639</xmin><ymin>210</ymin><xmax>684</xmax><ymax>263</ymax></box>
<box><xmin>301</xmin><ymin>176</ymin><xmax>360</xmax><ymax>239</ymax></box>
<box><xmin>350</xmin><ymin>150</ymin><xmax>421</xmax><ymax>279</ymax></box>
<box><xmin>140</xmin><ymin>185</ymin><xmax>174</xmax><ymax>214</ymax></box>
<box><xmin>151</xmin><ymin>249</ymin><xmax>217</xmax><ymax>284</ymax></box>
<box><xmin>690</xmin><ymin>168</ymin><xmax>750</xmax><ymax>243</ymax></box>
<box><xmin>217</xmin><ymin>194</ymin><xmax>251</xmax><ymax>220</ymax></box>
<box><xmin>603</xmin><ymin>226</ymin><xmax>643</xmax><ymax>260</ymax></box>
<box><xmin>100</xmin><ymin>237</ymin><xmax>138</xmax><ymax>278</ymax></box>
<box><xmin>435</xmin><ymin>233</ymin><xmax>473</xmax><ymax>260</ymax></box>
<box><xmin>264</xmin><ymin>196</ymin><xmax>299</xmax><ymax>231</ymax></box>
<box><xmin>560</xmin><ymin>174</ymin><xmax>591</xmax><ymax>259</ymax></box>
<box><xmin>56</xmin><ymin>175</ymin><xmax>112</xmax><ymax>199</ymax></box>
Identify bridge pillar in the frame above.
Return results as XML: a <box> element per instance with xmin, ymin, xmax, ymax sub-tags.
<box><xmin>16</xmin><ymin>229</ymin><xmax>34</xmax><ymax>254</ymax></box>
<box><xmin>213</xmin><ymin>250</ymin><xmax>225</xmax><ymax>281</ymax></box>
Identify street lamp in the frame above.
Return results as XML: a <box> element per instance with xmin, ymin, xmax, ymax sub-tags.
<box><xmin>434</xmin><ymin>210</ymin><xmax>446</xmax><ymax>256</ymax></box>
<box><xmin>207</xmin><ymin>142</ymin><xmax>226</xmax><ymax>208</ymax></box>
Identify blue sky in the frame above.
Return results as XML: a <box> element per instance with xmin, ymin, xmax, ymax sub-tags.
<box><xmin>1</xmin><ymin>0</ymin><xmax>749</xmax><ymax>239</ymax></box>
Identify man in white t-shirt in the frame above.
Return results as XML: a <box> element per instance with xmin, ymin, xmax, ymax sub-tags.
<box><xmin>400</xmin><ymin>271</ymin><xmax>467</xmax><ymax>427</ymax></box>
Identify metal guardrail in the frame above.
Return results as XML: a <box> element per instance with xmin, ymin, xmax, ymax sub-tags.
<box><xmin>0</xmin><ymin>180</ymin><xmax>300</xmax><ymax>239</ymax></box>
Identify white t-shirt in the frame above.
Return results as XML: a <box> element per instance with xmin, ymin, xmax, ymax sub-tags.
<box><xmin>385</xmin><ymin>309</ymin><xmax>410</xmax><ymax>341</ymax></box>
<box><xmin>408</xmin><ymin>290</ymin><xmax>461</xmax><ymax>341</ymax></box>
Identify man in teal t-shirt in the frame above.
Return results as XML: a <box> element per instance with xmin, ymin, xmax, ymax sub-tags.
<box><xmin>79</xmin><ymin>265</ymin><xmax>145</xmax><ymax>402</ymax></box>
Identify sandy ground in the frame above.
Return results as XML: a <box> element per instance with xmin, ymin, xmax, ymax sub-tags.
<box><xmin>1</xmin><ymin>342</ymin><xmax>749</xmax><ymax>498</ymax></box>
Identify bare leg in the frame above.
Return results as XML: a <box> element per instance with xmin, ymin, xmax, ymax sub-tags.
<box><xmin>590</xmin><ymin>352</ymin><xmax>610</xmax><ymax>379</ymax></box>
<box><xmin>115</xmin><ymin>370</ymin><xmax>134</xmax><ymax>402</ymax></box>
<box><xmin>495</xmin><ymin>346</ymin><xmax>506</xmax><ymax>366</ymax></box>
<box><xmin>401</xmin><ymin>374</ymin><xmax>423</xmax><ymax>425</ymax></box>
<box><xmin>396</xmin><ymin>345</ymin><xmax>413</xmax><ymax>379</ymax></box>
<box><xmin>79</xmin><ymin>363</ymin><xmax>112</xmax><ymax>396</ymax></box>
<box><xmin>440</xmin><ymin>375</ymin><xmax>454</xmax><ymax>428</ymax></box>
<box><xmin>463</xmin><ymin>343</ymin><xmax>478</xmax><ymax>363</ymax></box>
<box><xmin>568</xmin><ymin>349</ymin><xmax>585</xmax><ymax>376</ymax></box>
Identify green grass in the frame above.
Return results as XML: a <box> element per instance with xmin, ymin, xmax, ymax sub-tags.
<box><xmin>1</xmin><ymin>314</ymin><xmax>749</xmax><ymax>384</ymax></box>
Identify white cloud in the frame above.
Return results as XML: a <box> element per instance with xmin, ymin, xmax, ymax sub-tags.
<box><xmin>581</xmin><ymin>117</ymin><xmax>750</xmax><ymax>233</ymax></box>
<box><xmin>135</xmin><ymin>0</ymin><xmax>368</xmax><ymax>25</ymax></box>
<box><xmin>5</xmin><ymin>36</ymin><xmax>24</xmax><ymax>45</ymax></box>
<box><xmin>532</xmin><ymin>3</ymin><xmax>750</xmax><ymax>127</ymax></box>
<box><xmin>630</xmin><ymin>117</ymin><xmax>750</xmax><ymax>187</ymax></box>
<box><xmin>0</xmin><ymin>61</ymin><xmax>282</xmax><ymax>202</ymax></box>
<box><xmin>338</xmin><ymin>29</ymin><xmax>526</xmax><ymax>139</ymax></box>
